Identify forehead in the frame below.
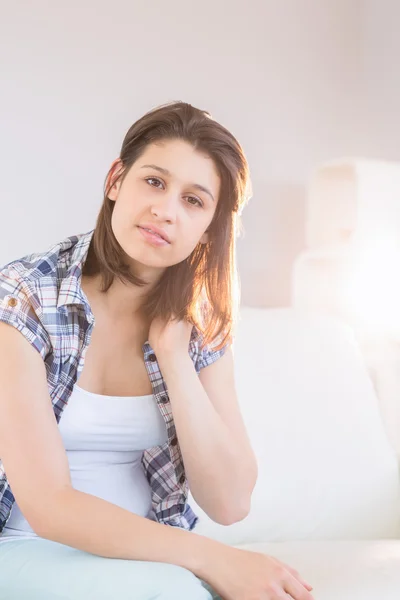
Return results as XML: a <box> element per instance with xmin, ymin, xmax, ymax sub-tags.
<box><xmin>134</xmin><ymin>140</ymin><xmax>221</xmax><ymax>197</ymax></box>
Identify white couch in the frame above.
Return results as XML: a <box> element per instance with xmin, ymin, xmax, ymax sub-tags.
<box><xmin>189</xmin><ymin>307</ymin><xmax>400</xmax><ymax>599</ymax></box>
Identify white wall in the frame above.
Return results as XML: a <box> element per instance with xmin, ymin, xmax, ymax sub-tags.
<box><xmin>362</xmin><ymin>0</ymin><xmax>400</xmax><ymax>162</ymax></box>
<box><xmin>0</xmin><ymin>1</ymin><xmax>364</xmax><ymax>305</ymax></box>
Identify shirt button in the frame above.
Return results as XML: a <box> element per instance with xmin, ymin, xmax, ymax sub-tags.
<box><xmin>148</xmin><ymin>354</ymin><xmax>157</xmax><ymax>362</ymax></box>
<box><xmin>7</xmin><ymin>297</ymin><xmax>18</xmax><ymax>308</ymax></box>
<box><xmin>159</xmin><ymin>395</ymin><xmax>169</xmax><ymax>404</ymax></box>
<box><xmin>179</xmin><ymin>474</ymin><xmax>186</xmax><ymax>485</ymax></box>
<box><xmin>170</xmin><ymin>436</ymin><xmax>178</xmax><ymax>446</ymax></box>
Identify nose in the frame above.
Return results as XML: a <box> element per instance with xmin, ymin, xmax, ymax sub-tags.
<box><xmin>150</xmin><ymin>191</ymin><xmax>178</xmax><ymax>223</ymax></box>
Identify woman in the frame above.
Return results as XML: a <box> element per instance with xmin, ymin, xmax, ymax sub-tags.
<box><xmin>0</xmin><ymin>102</ymin><xmax>314</xmax><ymax>599</ymax></box>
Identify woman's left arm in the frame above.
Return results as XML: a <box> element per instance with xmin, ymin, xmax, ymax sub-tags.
<box><xmin>156</xmin><ymin>342</ymin><xmax>258</xmax><ymax>526</ymax></box>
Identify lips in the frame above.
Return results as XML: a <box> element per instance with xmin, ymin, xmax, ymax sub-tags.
<box><xmin>138</xmin><ymin>224</ymin><xmax>171</xmax><ymax>243</ymax></box>
<box><xmin>137</xmin><ymin>226</ymin><xmax>171</xmax><ymax>247</ymax></box>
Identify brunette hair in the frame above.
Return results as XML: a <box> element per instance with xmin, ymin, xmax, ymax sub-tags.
<box><xmin>83</xmin><ymin>101</ymin><xmax>251</xmax><ymax>350</ymax></box>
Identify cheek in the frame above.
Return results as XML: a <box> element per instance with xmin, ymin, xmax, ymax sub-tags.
<box><xmin>177</xmin><ymin>223</ymin><xmax>208</xmax><ymax>254</ymax></box>
<box><xmin>110</xmin><ymin>199</ymin><xmax>135</xmax><ymax>242</ymax></box>
<box><xmin>113</xmin><ymin>191</ymin><xmax>139</xmax><ymax>221</ymax></box>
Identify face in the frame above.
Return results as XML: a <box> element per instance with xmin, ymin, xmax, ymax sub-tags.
<box><xmin>107</xmin><ymin>139</ymin><xmax>221</xmax><ymax>278</ymax></box>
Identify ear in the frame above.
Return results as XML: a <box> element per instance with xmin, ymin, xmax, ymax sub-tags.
<box><xmin>199</xmin><ymin>230</ymin><xmax>209</xmax><ymax>244</ymax></box>
<box><xmin>107</xmin><ymin>159</ymin><xmax>124</xmax><ymax>201</ymax></box>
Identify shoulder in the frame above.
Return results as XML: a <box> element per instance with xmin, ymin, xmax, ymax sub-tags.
<box><xmin>0</xmin><ymin>231</ymin><xmax>92</xmax><ymax>307</ymax></box>
<box><xmin>0</xmin><ymin>231</ymin><xmax>92</xmax><ymax>356</ymax></box>
<box><xmin>1</xmin><ymin>231</ymin><xmax>88</xmax><ymax>282</ymax></box>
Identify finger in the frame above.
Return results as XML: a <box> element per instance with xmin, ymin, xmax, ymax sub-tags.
<box><xmin>284</xmin><ymin>574</ymin><xmax>315</xmax><ymax>600</ymax></box>
<box><xmin>273</xmin><ymin>558</ymin><xmax>313</xmax><ymax>591</ymax></box>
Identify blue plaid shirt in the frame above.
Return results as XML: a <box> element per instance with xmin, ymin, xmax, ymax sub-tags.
<box><xmin>0</xmin><ymin>230</ymin><xmax>227</xmax><ymax>535</ymax></box>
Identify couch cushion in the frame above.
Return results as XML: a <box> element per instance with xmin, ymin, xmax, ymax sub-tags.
<box><xmin>234</xmin><ymin>540</ymin><xmax>400</xmax><ymax>600</ymax></box>
<box><xmin>189</xmin><ymin>308</ymin><xmax>400</xmax><ymax>545</ymax></box>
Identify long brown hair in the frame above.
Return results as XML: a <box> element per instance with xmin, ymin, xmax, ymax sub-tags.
<box><xmin>83</xmin><ymin>101</ymin><xmax>251</xmax><ymax>350</ymax></box>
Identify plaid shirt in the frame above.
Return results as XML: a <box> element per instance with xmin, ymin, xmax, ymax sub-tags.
<box><xmin>0</xmin><ymin>230</ymin><xmax>227</xmax><ymax>535</ymax></box>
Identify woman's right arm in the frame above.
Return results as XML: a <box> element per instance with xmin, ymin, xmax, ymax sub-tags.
<box><xmin>0</xmin><ymin>320</ymin><xmax>214</xmax><ymax>568</ymax></box>
<box><xmin>0</xmin><ymin>322</ymin><xmax>314</xmax><ymax>600</ymax></box>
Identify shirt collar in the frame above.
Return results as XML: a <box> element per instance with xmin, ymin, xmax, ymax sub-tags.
<box><xmin>57</xmin><ymin>229</ymin><xmax>95</xmax><ymax>317</ymax></box>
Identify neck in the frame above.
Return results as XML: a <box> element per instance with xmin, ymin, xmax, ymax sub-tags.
<box><xmin>82</xmin><ymin>272</ymin><xmax>154</xmax><ymax>322</ymax></box>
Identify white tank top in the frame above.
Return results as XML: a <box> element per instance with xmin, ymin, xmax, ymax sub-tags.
<box><xmin>1</xmin><ymin>382</ymin><xmax>168</xmax><ymax>541</ymax></box>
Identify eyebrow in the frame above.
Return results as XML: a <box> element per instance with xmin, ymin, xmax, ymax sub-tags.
<box><xmin>140</xmin><ymin>164</ymin><xmax>215</xmax><ymax>202</ymax></box>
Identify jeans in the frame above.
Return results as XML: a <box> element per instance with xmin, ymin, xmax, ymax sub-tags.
<box><xmin>0</xmin><ymin>537</ymin><xmax>221</xmax><ymax>600</ymax></box>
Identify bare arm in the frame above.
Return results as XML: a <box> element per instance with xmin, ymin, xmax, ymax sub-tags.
<box><xmin>0</xmin><ymin>322</ymin><xmax>315</xmax><ymax>600</ymax></box>
<box><xmin>158</xmin><ymin>349</ymin><xmax>257</xmax><ymax>524</ymax></box>
<box><xmin>0</xmin><ymin>322</ymin><xmax>220</xmax><ymax>571</ymax></box>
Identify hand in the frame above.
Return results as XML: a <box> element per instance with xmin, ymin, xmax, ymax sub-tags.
<box><xmin>148</xmin><ymin>316</ymin><xmax>193</xmax><ymax>358</ymax></box>
<box><xmin>200</xmin><ymin>544</ymin><xmax>315</xmax><ymax>600</ymax></box>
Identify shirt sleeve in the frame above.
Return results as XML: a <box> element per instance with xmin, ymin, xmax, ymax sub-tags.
<box><xmin>0</xmin><ymin>267</ymin><xmax>51</xmax><ymax>360</ymax></box>
<box><xmin>196</xmin><ymin>331</ymin><xmax>232</xmax><ymax>371</ymax></box>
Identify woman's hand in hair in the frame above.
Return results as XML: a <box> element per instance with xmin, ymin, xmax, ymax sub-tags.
<box><xmin>148</xmin><ymin>316</ymin><xmax>193</xmax><ymax>360</ymax></box>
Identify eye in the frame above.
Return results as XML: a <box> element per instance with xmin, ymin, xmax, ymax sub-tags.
<box><xmin>186</xmin><ymin>196</ymin><xmax>203</xmax><ymax>208</ymax></box>
<box><xmin>145</xmin><ymin>177</ymin><xmax>164</xmax><ymax>189</ymax></box>
<box><xmin>145</xmin><ymin>177</ymin><xmax>203</xmax><ymax>207</ymax></box>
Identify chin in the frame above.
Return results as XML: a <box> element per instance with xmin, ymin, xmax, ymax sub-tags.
<box><xmin>123</xmin><ymin>250</ymin><xmax>170</xmax><ymax>271</ymax></box>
